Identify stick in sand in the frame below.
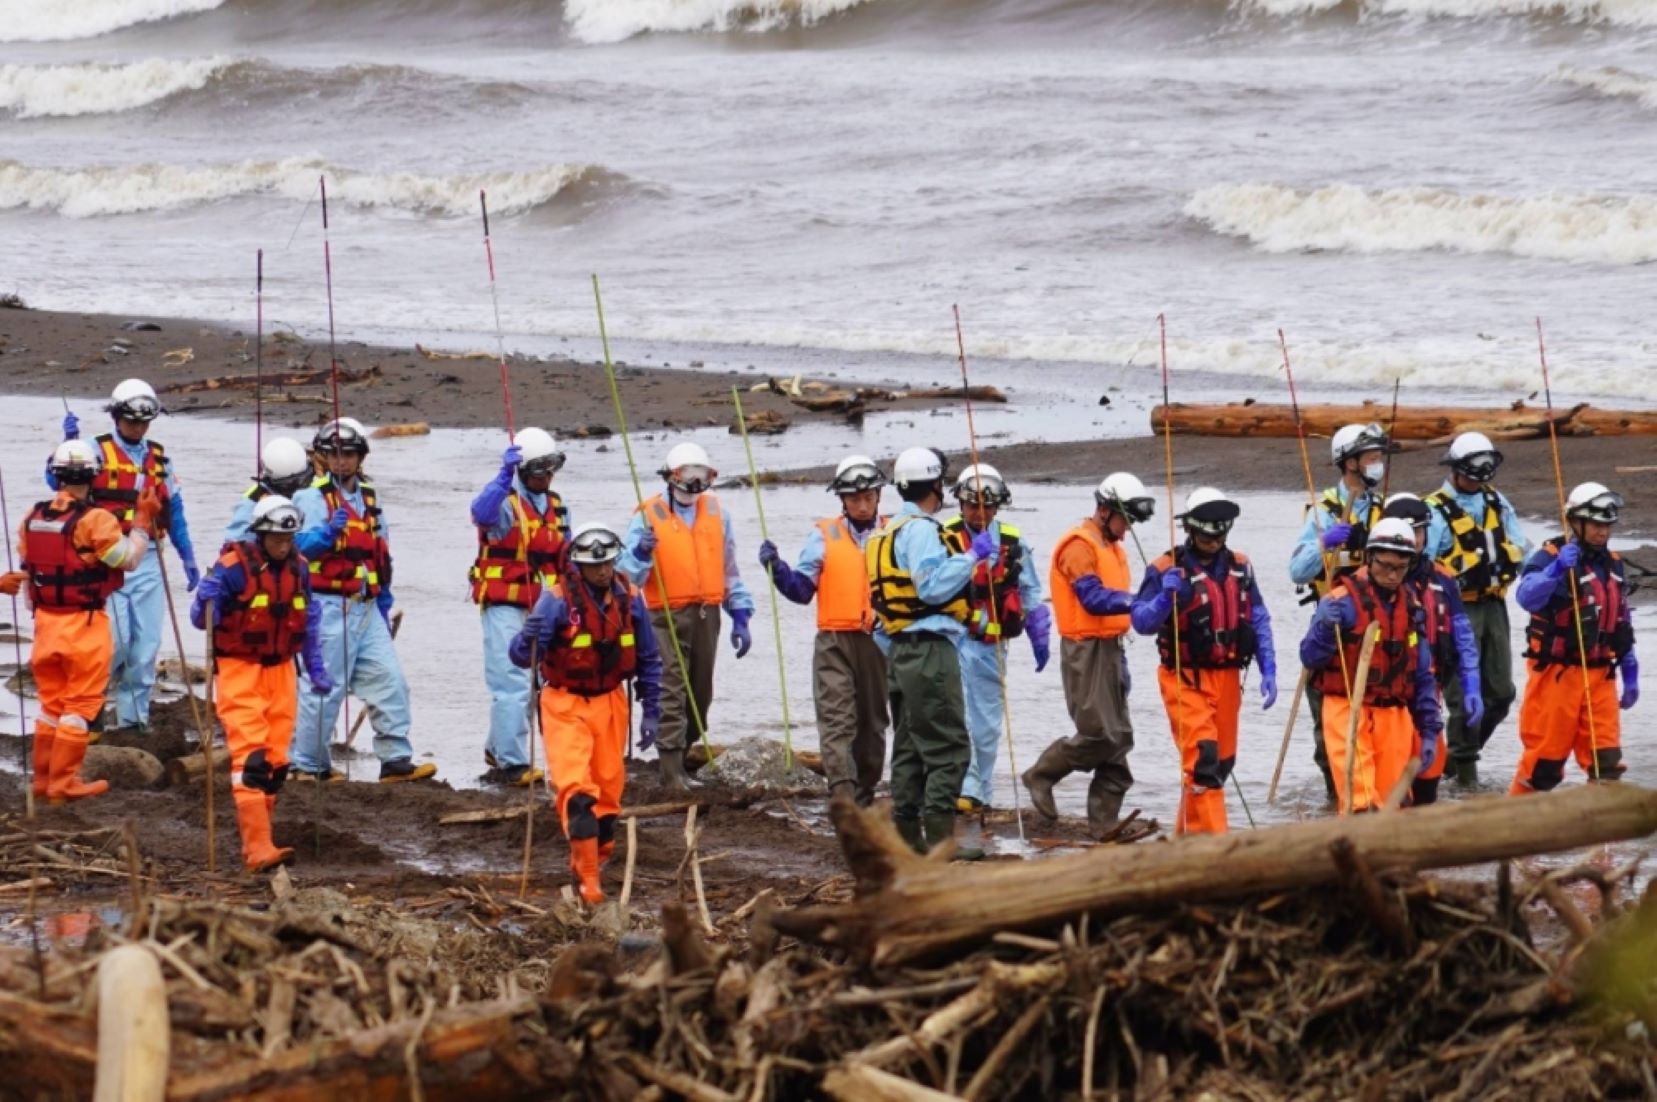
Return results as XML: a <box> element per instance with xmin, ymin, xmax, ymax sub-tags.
<box><xmin>0</xmin><ymin>465</ymin><xmax>32</xmax><ymax>819</ymax></box>
<box><xmin>1342</xmin><ymin>623</ymin><xmax>1381</xmax><ymax>816</ymax></box>
<box><xmin>156</xmin><ymin>541</ymin><xmax>215</xmax><ymax>873</ymax></box>
<box><xmin>730</xmin><ymin>387</ymin><xmax>794</xmax><ymax>771</ymax></box>
<box><xmin>519</xmin><ymin>641</ymin><xmax>539</xmax><ymax>899</ymax></box>
<box><xmin>1266</xmin><ymin>668</ymin><xmax>1309</xmax><ymax>804</ymax></box>
<box><xmin>343</xmin><ymin>609</ymin><xmax>402</xmax><ymax>748</ymax></box>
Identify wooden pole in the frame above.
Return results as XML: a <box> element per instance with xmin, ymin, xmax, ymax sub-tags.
<box><xmin>1342</xmin><ymin>623</ymin><xmax>1380</xmax><ymax>816</ymax></box>
<box><xmin>1266</xmin><ymin>669</ymin><xmax>1308</xmax><ymax>803</ymax></box>
<box><xmin>156</xmin><ymin>542</ymin><xmax>215</xmax><ymax>874</ymax></box>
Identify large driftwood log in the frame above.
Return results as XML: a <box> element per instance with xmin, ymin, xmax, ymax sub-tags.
<box><xmin>770</xmin><ymin>784</ymin><xmax>1657</xmax><ymax>966</ymax></box>
<box><xmin>1147</xmin><ymin>400</ymin><xmax>1657</xmax><ymax>440</ymax></box>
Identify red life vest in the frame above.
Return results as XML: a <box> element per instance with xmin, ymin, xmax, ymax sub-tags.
<box><xmin>213</xmin><ymin>542</ymin><xmax>310</xmax><ymax>664</ymax></box>
<box><xmin>307</xmin><ymin>477</ymin><xmax>391</xmax><ymax>599</ymax></box>
<box><xmin>23</xmin><ymin>499</ymin><xmax>123</xmax><ymax>611</ymax></box>
<box><xmin>1524</xmin><ymin>538</ymin><xmax>1630</xmax><ymax>669</ymax></box>
<box><xmin>90</xmin><ymin>433</ymin><xmax>172</xmax><ymax>537</ymax></box>
<box><xmin>942</xmin><ymin>517</ymin><xmax>1027</xmax><ymax>642</ymax></box>
<box><xmin>1408</xmin><ymin>563</ymin><xmax>1459</xmax><ymax>681</ymax></box>
<box><xmin>1151</xmin><ymin>546</ymin><xmax>1257</xmax><ymax>671</ymax></box>
<box><xmin>469</xmin><ymin>490</ymin><xmax>568</xmax><ymax>608</ymax></box>
<box><xmin>1315</xmin><ymin>570</ymin><xmax>1421</xmax><ymax>707</ymax></box>
<box><xmin>540</xmin><ymin>573</ymin><xmax>639</xmax><ymax>696</ymax></box>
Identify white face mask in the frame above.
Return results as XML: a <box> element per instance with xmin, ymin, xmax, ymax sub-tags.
<box><xmin>1360</xmin><ymin>461</ymin><xmax>1386</xmax><ymax>487</ymax></box>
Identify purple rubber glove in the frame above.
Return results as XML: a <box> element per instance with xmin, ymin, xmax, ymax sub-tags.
<box><xmin>62</xmin><ymin>410</ymin><xmax>80</xmax><ymax>441</ymax></box>
<box><xmin>634</xmin><ymin>525</ymin><xmax>658</xmax><ymax>563</ymax></box>
<box><xmin>637</xmin><ymin>714</ymin><xmax>659</xmax><ymax>753</ymax></box>
<box><xmin>1321</xmin><ymin>523</ymin><xmax>1353</xmax><ymax>552</ymax></box>
<box><xmin>731</xmin><ymin>608</ymin><xmax>753</xmax><ymax>658</ymax></box>
<box><xmin>1462</xmin><ymin>677</ymin><xmax>1485</xmax><ymax>731</ymax></box>
<box><xmin>1026</xmin><ymin>603</ymin><xmax>1052</xmax><ymax>673</ymax></box>
<box><xmin>969</xmin><ymin>527</ymin><xmax>997</xmax><ymax>562</ymax></box>
<box><xmin>1621</xmin><ymin>653</ymin><xmax>1639</xmax><ymax>711</ymax></box>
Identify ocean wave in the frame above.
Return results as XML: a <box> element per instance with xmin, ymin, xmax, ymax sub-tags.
<box><xmin>1237</xmin><ymin>0</ymin><xmax>1657</xmax><ymax>24</ymax></box>
<box><xmin>0</xmin><ymin>58</ymin><xmax>238</xmax><ymax>119</ymax></box>
<box><xmin>1552</xmin><ymin>63</ymin><xmax>1657</xmax><ymax>107</ymax></box>
<box><xmin>1186</xmin><ymin>183</ymin><xmax>1657</xmax><ymax>264</ymax></box>
<box><xmin>0</xmin><ymin>0</ymin><xmax>226</xmax><ymax>42</ymax></box>
<box><xmin>0</xmin><ymin>157</ymin><xmax>624</xmax><ymax>219</ymax></box>
<box><xmin>564</xmin><ymin>0</ymin><xmax>884</xmax><ymax>43</ymax></box>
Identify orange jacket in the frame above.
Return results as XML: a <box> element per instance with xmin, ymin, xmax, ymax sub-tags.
<box><xmin>638</xmin><ymin>493</ymin><xmax>726</xmax><ymax>610</ymax></box>
<box><xmin>1050</xmin><ymin>520</ymin><xmax>1130</xmax><ymax>640</ymax></box>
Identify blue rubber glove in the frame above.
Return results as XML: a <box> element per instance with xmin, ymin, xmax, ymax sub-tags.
<box><xmin>1312</xmin><ymin>596</ymin><xmax>1356</xmax><ymax>633</ymax></box>
<box><xmin>1026</xmin><ymin>603</ymin><xmax>1052</xmax><ymax>673</ymax></box>
<box><xmin>1320</xmin><ymin>522</ymin><xmax>1353</xmax><ymax>551</ymax></box>
<box><xmin>731</xmin><ymin>609</ymin><xmax>753</xmax><ymax>658</ymax></box>
<box><xmin>1073</xmin><ymin>574</ymin><xmax>1133</xmax><ymax>617</ymax></box>
<box><xmin>1160</xmin><ymin>569</ymin><xmax>1188</xmax><ymax>600</ymax></box>
<box><xmin>634</xmin><ymin>526</ymin><xmax>658</xmax><ymax>563</ymax></box>
<box><xmin>1260</xmin><ymin>670</ymin><xmax>1277</xmax><ymax>711</ymax></box>
<box><xmin>1621</xmin><ymin>653</ymin><xmax>1639</xmax><ymax>711</ymax></box>
<box><xmin>758</xmin><ymin>539</ymin><xmax>779</xmax><ymax>567</ymax></box>
<box><xmin>637</xmin><ymin>715</ymin><xmax>659</xmax><ymax>753</ymax></box>
<box><xmin>496</xmin><ymin>444</ymin><xmax>522</xmax><ymax>487</ymax></box>
<box><xmin>325</xmin><ymin>507</ymin><xmax>350</xmax><ymax>541</ymax></box>
<box><xmin>969</xmin><ymin>528</ymin><xmax>998</xmax><ymax>563</ymax></box>
<box><xmin>183</xmin><ymin>558</ymin><xmax>202</xmax><ymax>593</ymax></box>
<box><xmin>188</xmin><ymin>572</ymin><xmax>226</xmax><ymax>630</ymax></box>
<box><xmin>523</xmin><ymin>609</ymin><xmax>548</xmax><ymax>642</ymax></box>
<box><xmin>1550</xmin><ymin>541</ymin><xmax>1581</xmax><ymax>574</ymax></box>
<box><xmin>62</xmin><ymin>410</ymin><xmax>80</xmax><ymax>441</ymax></box>
<box><xmin>1419</xmin><ymin>731</ymin><xmax>1438</xmax><ymax>775</ymax></box>
<box><xmin>1461</xmin><ymin>677</ymin><xmax>1485</xmax><ymax>731</ymax></box>
<box><xmin>304</xmin><ymin>644</ymin><xmax>334</xmax><ymax>696</ymax></box>
<box><xmin>376</xmin><ymin>588</ymin><xmax>394</xmax><ymax>629</ymax></box>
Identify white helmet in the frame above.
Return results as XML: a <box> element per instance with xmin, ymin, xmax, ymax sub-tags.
<box><xmin>953</xmin><ymin>463</ymin><xmax>1009</xmax><ymax>506</ymax></box>
<box><xmin>250</xmin><ymin>494</ymin><xmax>303</xmax><ymax>534</ymax></box>
<box><xmin>893</xmin><ymin>446</ymin><xmax>946</xmax><ymax>496</ymax></box>
<box><xmin>1440</xmin><ymin>431</ymin><xmax>1503</xmax><ymax>483</ymax></box>
<box><xmin>568</xmin><ymin>521</ymin><xmax>624</xmax><ymax>564</ymax></box>
<box><xmin>260</xmin><ymin>437</ymin><xmax>312</xmax><ymax>494</ymax></box>
<box><xmin>1382</xmin><ymin>491</ymin><xmax>1431</xmax><ymax>531</ymax></box>
<box><xmin>1565</xmin><ymin>481</ymin><xmax>1623</xmax><ymax>524</ymax></box>
<box><xmin>1330</xmin><ymin>422</ymin><xmax>1390</xmax><ymax>467</ymax></box>
<box><xmin>108</xmin><ymin>378</ymin><xmax>161</xmax><ymax>421</ymax></box>
<box><xmin>660</xmin><ymin>442</ymin><xmax>715</xmax><ymax>494</ymax></box>
<box><xmin>829</xmin><ymin>454</ymin><xmax>886</xmax><ymax>495</ymax></box>
<box><xmin>49</xmin><ymin>439</ymin><xmax>102</xmax><ymax>484</ymax></box>
<box><xmin>313</xmin><ymin>416</ymin><xmax>369</xmax><ymax>456</ymax></box>
<box><xmin>1095</xmin><ymin>472</ymin><xmax>1155</xmax><ymax>524</ymax></box>
<box><xmin>1178</xmin><ymin>486</ymin><xmax>1239</xmax><ymax>536</ymax></box>
<box><xmin>514</xmin><ymin>427</ymin><xmax>566</xmax><ymax>475</ymax></box>
<box><xmin>1365</xmin><ymin>517</ymin><xmax>1419</xmax><ymax>559</ymax></box>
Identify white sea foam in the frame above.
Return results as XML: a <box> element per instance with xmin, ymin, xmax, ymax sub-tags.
<box><xmin>564</xmin><ymin>0</ymin><xmax>882</xmax><ymax>44</ymax></box>
<box><xmin>1552</xmin><ymin>64</ymin><xmax>1657</xmax><ymax>107</ymax></box>
<box><xmin>0</xmin><ymin>157</ymin><xmax>611</xmax><ymax>218</ymax></box>
<box><xmin>0</xmin><ymin>0</ymin><xmax>226</xmax><ymax>43</ymax></box>
<box><xmin>1239</xmin><ymin>0</ymin><xmax>1657</xmax><ymax>22</ymax></box>
<box><xmin>0</xmin><ymin>58</ymin><xmax>235</xmax><ymax>119</ymax></box>
<box><xmin>1186</xmin><ymin>183</ymin><xmax>1657</xmax><ymax>264</ymax></box>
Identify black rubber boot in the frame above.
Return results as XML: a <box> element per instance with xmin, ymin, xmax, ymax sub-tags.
<box><xmin>1021</xmin><ymin>743</ymin><xmax>1069</xmax><ymax>820</ymax></box>
<box><xmin>1085</xmin><ymin>776</ymin><xmax>1124</xmax><ymax>839</ymax></box>
<box><xmin>923</xmin><ymin>813</ymin><xmax>984</xmax><ymax>861</ymax></box>
<box><xmin>658</xmin><ymin>749</ymin><xmax>693</xmax><ymax>794</ymax></box>
<box><xmin>1453</xmin><ymin>759</ymin><xmax>1479</xmax><ymax>788</ymax></box>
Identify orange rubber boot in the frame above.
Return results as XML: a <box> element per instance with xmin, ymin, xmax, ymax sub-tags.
<box><xmin>569</xmin><ymin>838</ymin><xmax>605</xmax><ymax>904</ymax></box>
<box><xmin>32</xmin><ymin>720</ymin><xmax>57</xmax><ymax>799</ymax></box>
<box><xmin>46</xmin><ymin>717</ymin><xmax>108</xmax><ymax>805</ymax></box>
<box><xmin>598</xmin><ymin>840</ymin><xmax>616</xmax><ymax>866</ymax></box>
<box><xmin>234</xmin><ymin>788</ymin><xmax>294</xmax><ymax>873</ymax></box>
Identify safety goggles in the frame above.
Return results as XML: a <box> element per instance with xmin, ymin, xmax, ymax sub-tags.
<box><xmin>1453</xmin><ymin>452</ymin><xmax>1502</xmax><ymax>481</ymax></box>
<box><xmin>315</xmin><ymin>431</ymin><xmax>367</xmax><ymax>455</ymax></box>
<box><xmin>1570</xmin><ymin>492</ymin><xmax>1624</xmax><ymax>525</ymax></box>
<box><xmin>113</xmin><ymin>397</ymin><xmax>161</xmax><ymax>422</ymax></box>
<box><xmin>51</xmin><ymin>462</ymin><xmax>99</xmax><ymax>485</ymax></box>
<box><xmin>1185</xmin><ymin>516</ymin><xmax>1233</xmax><ymax>538</ymax></box>
<box><xmin>830</xmin><ymin>466</ymin><xmax>884</xmax><ymax>494</ymax></box>
<box><xmin>254</xmin><ymin>507</ymin><xmax>304</xmax><ymax>534</ymax></box>
<box><xmin>570</xmin><ymin>534</ymin><xmax>623</xmax><ymax>564</ymax></box>
<box><xmin>668</xmin><ymin>465</ymin><xmax>713</xmax><ymax>493</ymax></box>
<box><xmin>520</xmin><ymin>454</ymin><xmax>567</xmax><ymax>479</ymax></box>
<box><xmin>955</xmin><ymin>478</ymin><xmax>1009</xmax><ymax>507</ymax></box>
<box><xmin>1101</xmin><ymin>494</ymin><xmax>1156</xmax><ymax>525</ymax></box>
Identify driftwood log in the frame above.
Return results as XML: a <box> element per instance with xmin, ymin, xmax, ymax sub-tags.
<box><xmin>1149</xmin><ymin>399</ymin><xmax>1657</xmax><ymax>441</ymax></box>
<box><xmin>771</xmin><ymin>784</ymin><xmax>1657</xmax><ymax>966</ymax></box>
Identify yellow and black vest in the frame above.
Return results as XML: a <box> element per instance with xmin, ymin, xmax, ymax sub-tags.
<box><xmin>1424</xmin><ymin>488</ymin><xmax>1524</xmax><ymax>601</ymax></box>
<box><xmin>1301</xmin><ymin>487</ymin><xmax>1384</xmax><ymax>602</ymax></box>
<box><xmin>864</xmin><ymin>514</ymin><xmax>972</xmax><ymax>633</ymax></box>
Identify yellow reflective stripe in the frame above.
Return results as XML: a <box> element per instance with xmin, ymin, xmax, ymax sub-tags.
<box><xmin>484</xmin><ymin>566</ymin><xmax>506</xmax><ymax>578</ymax></box>
<box><xmin>308</xmin><ymin>561</ymin><xmax>322</xmax><ymax>573</ymax></box>
<box><xmin>620</xmin><ymin>633</ymin><xmax>635</xmax><ymax>646</ymax></box>
<box><xmin>571</xmin><ymin>634</ymin><xmax>593</xmax><ymax>648</ymax></box>
<box><xmin>250</xmin><ymin>595</ymin><xmax>270</xmax><ymax>608</ymax></box>
<box><xmin>293</xmin><ymin>597</ymin><xmax>306</xmax><ymax>610</ymax></box>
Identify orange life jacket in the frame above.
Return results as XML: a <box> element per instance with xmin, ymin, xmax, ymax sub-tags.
<box><xmin>540</xmin><ymin>573</ymin><xmax>639</xmax><ymax>696</ymax></box>
<box><xmin>942</xmin><ymin>517</ymin><xmax>1027</xmax><ymax>642</ymax></box>
<box><xmin>638</xmin><ymin>493</ymin><xmax>726</xmax><ymax>611</ymax></box>
<box><xmin>1315</xmin><ymin>569</ymin><xmax>1421</xmax><ymax>707</ymax></box>
<box><xmin>90</xmin><ymin>433</ymin><xmax>172</xmax><ymax>537</ymax></box>
<box><xmin>212</xmin><ymin>542</ymin><xmax>309</xmax><ymax>664</ymax></box>
<box><xmin>23</xmin><ymin>499</ymin><xmax>123</xmax><ymax>611</ymax></box>
<box><xmin>306</xmin><ymin>477</ymin><xmax>391</xmax><ymax>599</ymax></box>
<box><xmin>813</xmin><ymin>516</ymin><xmax>880</xmax><ymax>632</ymax></box>
<box><xmin>1524</xmin><ymin>538</ymin><xmax>1630</xmax><ymax>669</ymax></box>
<box><xmin>1049</xmin><ymin>520</ymin><xmax>1130</xmax><ymax>640</ymax></box>
<box><xmin>469</xmin><ymin>490</ymin><xmax>569</xmax><ymax>608</ymax></box>
<box><xmin>1151</xmin><ymin>546</ymin><xmax>1257</xmax><ymax>671</ymax></box>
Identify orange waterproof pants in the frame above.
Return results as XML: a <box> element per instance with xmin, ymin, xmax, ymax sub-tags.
<box><xmin>1321</xmin><ymin>696</ymin><xmax>1415</xmax><ymax>814</ymax></box>
<box><xmin>32</xmin><ymin>608</ymin><xmax>113</xmax><ymax>728</ymax></box>
<box><xmin>540</xmin><ymin>684</ymin><xmax>628</xmax><ymax>840</ymax></box>
<box><xmin>1157</xmin><ymin>665</ymin><xmax>1239</xmax><ymax>835</ymax></box>
<box><xmin>215</xmin><ymin>657</ymin><xmax>298</xmax><ymax>790</ymax></box>
<box><xmin>1511</xmin><ymin>661</ymin><xmax>1622</xmax><ymax>794</ymax></box>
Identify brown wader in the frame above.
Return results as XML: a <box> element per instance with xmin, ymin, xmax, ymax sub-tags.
<box><xmin>813</xmin><ymin>630</ymin><xmax>888</xmax><ymax>805</ymax></box>
<box><xmin>1024</xmin><ymin>634</ymin><xmax>1134</xmax><ymax>835</ymax></box>
<box><xmin>651</xmin><ymin>604</ymin><xmax>721</xmax><ymax>789</ymax></box>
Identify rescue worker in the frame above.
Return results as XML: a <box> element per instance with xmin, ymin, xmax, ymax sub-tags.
<box><xmin>61</xmin><ymin>379</ymin><xmax>201</xmax><ymax>732</ymax></box>
<box><xmin>865</xmin><ymin>446</ymin><xmax>993</xmax><ymax>858</ymax></box>
<box><xmin>1510</xmin><ymin>482</ymin><xmax>1637</xmax><ymax>794</ymax></box>
<box><xmin>0</xmin><ymin>441</ymin><xmax>158</xmax><ymax>803</ymax></box>
<box><xmin>189</xmin><ymin>496</ymin><xmax>334</xmax><ymax>871</ymax></box>
<box><xmin>1382</xmin><ymin>493</ymin><xmax>1481</xmax><ymax>805</ymax></box>
<box><xmin>757</xmin><ymin>455</ymin><xmax>890</xmax><ymax>806</ymax></box>
<box><xmin>1130</xmin><ymin>487</ymin><xmax>1276</xmax><ymax>834</ymax></box>
<box><xmin>469</xmin><ymin>427</ymin><xmax>568</xmax><ymax>786</ymax></box>
<box><xmin>618</xmin><ymin>442</ymin><xmax>754</xmax><ymax>793</ymax></box>
<box><xmin>1288</xmin><ymin>421</ymin><xmax>1393</xmax><ymax>802</ymax></box>
<box><xmin>223</xmin><ymin>437</ymin><xmax>313</xmax><ymax>545</ymax></box>
<box><xmin>940</xmin><ymin>464</ymin><xmax>1050</xmax><ymax>813</ymax></box>
<box><xmin>1299</xmin><ymin>517</ymin><xmax>1443</xmax><ymax>814</ymax></box>
<box><xmin>291</xmin><ymin>417</ymin><xmax>435</xmax><ymax>783</ymax></box>
<box><xmin>1423</xmin><ymin>432</ymin><xmax>1526</xmax><ymax>787</ymax></box>
<box><xmin>510</xmin><ymin>522</ymin><xmax>662</xmax><ymax>904</ymax></box>
<box><xmin>1023</xmin><ymin>473</ymin><xmax>1151</xmax><ymax>837</ymax></box>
